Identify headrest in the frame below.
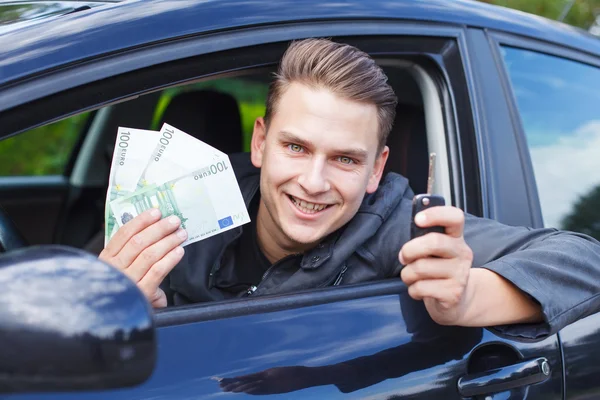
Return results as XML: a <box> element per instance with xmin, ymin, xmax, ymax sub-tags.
<box><xmin>159</xmin><ymin>90</ymin><xmax>243</xmax><ymax>154</ymax></box>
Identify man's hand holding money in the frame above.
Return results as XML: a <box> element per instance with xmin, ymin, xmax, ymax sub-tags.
<box><xmin>101</xmin><ymin>124</ymin><xmax>250</xmax><ymax>307</ymax></box>
<box><xmin>99</xmin><ymin>209</ymin><xmax>187</xmax><ymax>307</ymax></box>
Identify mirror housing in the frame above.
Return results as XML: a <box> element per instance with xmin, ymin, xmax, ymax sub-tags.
<box><xmin>0</xmin><ymin>246</ymin><xmax>156</xmax><ymax>394</ymax></box>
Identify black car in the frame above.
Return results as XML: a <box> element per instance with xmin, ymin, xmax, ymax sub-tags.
<box><xmin>1</xmin><ymin>0</ymin><xmax>600</xmax><ymax>398</ymax></box>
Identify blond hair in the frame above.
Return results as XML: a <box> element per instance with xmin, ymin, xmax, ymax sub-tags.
<box><xmin>264</xmin><ymin>38</ymin><xmax>397</xmax><ymax>152</ymax></box>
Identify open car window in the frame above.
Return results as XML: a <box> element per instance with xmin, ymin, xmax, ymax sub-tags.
<box><xmin>0</xmin><ymin>32</ymin><xmax>468</xmax><ymax>312</ymax></box>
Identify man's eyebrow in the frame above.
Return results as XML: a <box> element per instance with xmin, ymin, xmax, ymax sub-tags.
<box><xmin>278</xmin><ymin>130</ymin><xmax>369</xmax><ymax>159</ymax></box>
<box><xmin>278</xmin><ymin>130</ymin><xmax>312</xmax><ymax>148</ymax></box>
<box><xmin>334</xmin><ymin>147</ymin><xmax>369</xmax><ymax>160</ymax></box>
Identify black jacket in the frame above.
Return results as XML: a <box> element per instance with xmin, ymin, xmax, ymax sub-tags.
<box><xmin>165</xmin><ymin>153</ymin><xmax>600</xmax><ymax>339</ymax></box>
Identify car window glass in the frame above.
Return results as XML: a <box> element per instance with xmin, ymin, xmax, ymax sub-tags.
<box><xmin>501</xmin><ymin>46</ymin><xmax>600</xmax><ymax>240</ymax></box>
<box><xmin>0</xmin><ymin>113</ymin><xmax>89</xmax><ymax>176</ymax></box>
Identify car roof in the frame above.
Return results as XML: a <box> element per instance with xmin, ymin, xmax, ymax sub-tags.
<box><xmin>1</xmin><ymin>0</ymin><xmax>599</xmax><ymax>88</ymax></box>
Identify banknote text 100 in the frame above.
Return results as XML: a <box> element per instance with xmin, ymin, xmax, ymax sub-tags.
<box><xmin>117</xmin><ymin>131</ymin><xmax>130</xmax><ymax>165</ymax></box>
<box><xmin>154</xmin><ymin>129</ymin><xmax>174</xmax><ymax>162</ymax></box>
<box><xmin>194</xmin><ymin>161</ymin><xmax>229</xmax><ymax>180</ymax></box>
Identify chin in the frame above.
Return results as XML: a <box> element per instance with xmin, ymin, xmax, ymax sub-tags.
<box><xmin>283</xmin><ymin>225</ymin><xmax>329</xmax><ymax>247</ymax></box>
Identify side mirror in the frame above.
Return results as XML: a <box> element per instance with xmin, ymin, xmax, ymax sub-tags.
<box><xmin>0</xmin><ymin>246</ymin><xmax>156</xmax><ymax>394</ymax></box>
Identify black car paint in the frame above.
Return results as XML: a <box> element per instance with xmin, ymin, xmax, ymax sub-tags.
<box><xmin>0</xmin><ymin>0</ymin><xmax>599</xmax><ymax>398</ymax></box>
<box><xmin>0</xmin><ymin>246</ymin><xmax>156</xmax><ymax>393</ymax></box>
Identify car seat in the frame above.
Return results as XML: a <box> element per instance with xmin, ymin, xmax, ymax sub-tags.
<box><xmin>383</xmin><ymin>103</ymin><xmax>428</xmax><ymax>195</ymax></box>
<box><xmin>158</xmin><ymin>89</ymin><xmax>244</xmax><ymax>153</ymax></box>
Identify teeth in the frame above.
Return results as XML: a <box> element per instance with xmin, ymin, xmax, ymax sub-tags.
<box><xmin>291</xmin><ymin>196</ymin><xmax>328</xmax><ymax>213</ymax></box>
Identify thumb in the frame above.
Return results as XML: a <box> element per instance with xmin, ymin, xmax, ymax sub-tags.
<box><xmin>150</xmin><ymin>288</ymin><xmax>167</xmax><ymax>308</ymax></box>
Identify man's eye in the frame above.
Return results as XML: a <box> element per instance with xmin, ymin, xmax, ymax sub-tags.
<box><xmin>288</xmin><ymin>144</ymin><xmax>304</xmax><ymax>153</ymax></box>
<box><xmin>338</xmin><ymin>156</ymin><xmax>354</xmax><ymax>165</ymax></box>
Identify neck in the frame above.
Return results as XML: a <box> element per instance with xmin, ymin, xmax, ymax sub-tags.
<box><xmin>255</xmin><ymin>201</ymin><xmax>306</xmax><ymax>264</ymax></box>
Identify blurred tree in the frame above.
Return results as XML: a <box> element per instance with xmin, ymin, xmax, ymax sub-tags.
<box><xmin>561</xmin><ymin>184</ymin><xmax>600</xmax><ymax>241</ymax></box>
<box><xmin>479</xmin><ymin>0</ymin><xmax>600</xmax><ymax>31</ymax></box>
<box><xmin>0</xmin><ymin>3</ymin><xmax>68</xmax><ymax>25</ymax></box>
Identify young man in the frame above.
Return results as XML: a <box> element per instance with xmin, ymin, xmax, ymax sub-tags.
<box><xmin>100</xmin><ymin>38</ymin><xmax>600</xmax><ymax>338</ymax></box>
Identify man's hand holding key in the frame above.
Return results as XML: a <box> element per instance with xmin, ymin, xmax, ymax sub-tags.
<box><xmin>399</xmin><ymin>206</ymin><xmax>474</xmax><ymax>326</ymax></box>
<box><xmin>399</xmin><ymin>154</ymin><xmax>541</xmax><ymax>327</ymax></box>
<box><xmin>102</xmin><ymin>123</ymin><xmax>250</xmax><ymax>306</ymax></box>
<box><xmin>399</xmin><ymin>152</ymin><xmax>474</xmax><ymax>325</ymax></box>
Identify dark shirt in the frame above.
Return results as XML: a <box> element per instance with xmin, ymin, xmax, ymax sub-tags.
<box><xmin>217</xmin><ymin>196</ymin><xmax>302</xmax><ymax>297</ymax></box>
<box><xmin>233</xmin><ymin>198</ymin><xmax>271</xmax><ymax>290</ymax></box>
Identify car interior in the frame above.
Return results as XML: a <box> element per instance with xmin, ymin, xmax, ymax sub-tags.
<box><xmin>0</xmin><ymin>62</ymin><xmax>439</xmax><ymax>262</ymax></box>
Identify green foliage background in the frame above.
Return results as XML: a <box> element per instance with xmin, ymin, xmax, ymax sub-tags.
<box><xmin>0</xmin><ymin>114</ymin><xmax>89</xmax><ymax>176</ymax></box>
<box><xmin>479</xmin><ymin>0</ymin><xmax>600</xmax><ymax>30</ymax></box>
<box><xmin>562</xmin><ymin>185</ymin><xmax>600</xmax><ymax>240</ymax></box>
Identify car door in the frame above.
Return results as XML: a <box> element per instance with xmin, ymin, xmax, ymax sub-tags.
<box><xmin>1</xmin><ymin>17</ymin><xmax>564</xmax><ymax>400</ymax></box>
<box><xmin>477</xmin><ymin>28</ymin><xmax>600</xmax><ymax>400</ymax></box>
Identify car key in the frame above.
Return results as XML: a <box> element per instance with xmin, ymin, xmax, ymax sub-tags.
<box><xmin>410</xmin><ymin>153</ymin><xmax>446</xmax><ymax>239</ymax></box>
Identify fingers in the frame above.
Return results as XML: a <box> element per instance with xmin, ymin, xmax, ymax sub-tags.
<box><xmin>414</xmin><ymin>206</ymin><xmax>465</xmax><ymax>238</ymax></box>
<box><xmin>401</xmin><ymin>257</ymin><xmax>456</xmax><ymax>286</ymax></box>
<box><xmin>137</xmin><ymin>245</ymin><xmax>185</xmax><ymax>300</ymax></box>
<box><xmin>101</xmin><ymin>209</ymin><xmax>162</xmax><ymax>259</ymax></box>
<box><xmin>127</xmin><ymin>227</ymin><xmax>187</xmax><ymax>282</ymax></box>
<box><xmin>400</xmin><ymin>233</ymin><xmax>463</xmax><ymax>265</ymax></box>
<box><xmin>111</xmin><ymin>215</ymin><xmax>185</xmax><ymax>271</ymax></box>
<box><xmin>407</xmin><ymin>278</ymin><xmax>455</xmax><ymax>302</ymax></box>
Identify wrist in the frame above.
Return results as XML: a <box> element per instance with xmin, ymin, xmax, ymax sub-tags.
<box><xmin>454</xmin><ymin>268</ymin><xmax>483</xmax><ymax>326</ymax></box>
<box><xmin>458</xmin><ymin>268</ymin><xmax>543</xmax><ymax>327</ymax></box>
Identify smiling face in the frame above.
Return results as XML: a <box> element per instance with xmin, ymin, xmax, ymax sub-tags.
<box><xmin>251</xmin><ymin>83</ymin><xmax>389</xmax><ymax>259</ymax></box>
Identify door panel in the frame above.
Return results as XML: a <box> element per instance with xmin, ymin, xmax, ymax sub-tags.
<box><xmin>0</xmin><ymin>176</ymin><xmax>69</xmax><ymax>245</ymax></box>
<box><xmin>8</xmin><ymin>287</ymin><xmax>563</xmax><ymax>399</ymax></box>
<box><xmin>557</xmin><ymin>314</ymin><xmax>600</xmax><ymax>399</ymax></box>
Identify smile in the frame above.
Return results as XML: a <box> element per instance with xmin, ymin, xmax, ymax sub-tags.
<box><xmin>288</xmin><ymin>195</ymin><xmax>331</xmax><ymax>214</ymax></box>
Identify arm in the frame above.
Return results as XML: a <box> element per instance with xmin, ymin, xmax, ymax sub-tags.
<box><xmin>464</xmin><ymin>214</ymin><xmax>600</xmax><ymax>337</ymax></box>
<box><xmin>455</xmin><ymin>268</ymin><xmax>542</xmax><ymax>327</ymax></box>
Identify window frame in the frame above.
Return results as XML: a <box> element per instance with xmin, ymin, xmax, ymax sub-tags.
<box><xmin>0</xmin><ymin>21</ymin><xmax>476</xmax><ymax>326</ymax></box>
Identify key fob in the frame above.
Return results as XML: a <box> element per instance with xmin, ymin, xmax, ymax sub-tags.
<box><xmin>410</xmin><ymin>194</ymin><xmax>446</xmax><ymax>239</ymax></box>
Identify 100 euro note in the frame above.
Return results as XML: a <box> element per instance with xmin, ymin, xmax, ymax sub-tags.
<box><xmin>105</xmin><ymin>127</ymin><xmax>159</xmax><ymax>245</ymax></box>
<box><xmin>136</xmin><ymin>123</ymin><xmax>225</xmax><ymax>189</ymax></box>
<box><xmin>110</xmin><ymin>157</ymin><xmax>250</xmax><ymax>245</ymax></box>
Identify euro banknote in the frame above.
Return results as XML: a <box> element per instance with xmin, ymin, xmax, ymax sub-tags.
<box><xmin>105</xmin><ymin>127</ymin><xmax>159</xmax><ymax>245</ymax></box>
<box><xmin>106</xmin><ymin>123</ymin><xmax>250</xmax><ymax>247</ymax></box>
<box><xmin>110</xmin><ymin>157</ymin><xmax>250</xmax><ymax>245</ymax></box>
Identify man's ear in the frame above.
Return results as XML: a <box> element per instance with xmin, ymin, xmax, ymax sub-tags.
<box><xmin>250</xmin><ymin>117</ymin><xmax>267</xmax><ymax>168</ymax></box>
<box><xmin>366</xmin><ymin>146</ymin><xmax>389</xmax><ymax>194</ymax></box>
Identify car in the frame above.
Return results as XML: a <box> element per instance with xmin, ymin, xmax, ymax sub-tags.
<box><xmin>1</xmin><ymin>0</ymin><xmax>599</xmax><ymax>398</ymax></box>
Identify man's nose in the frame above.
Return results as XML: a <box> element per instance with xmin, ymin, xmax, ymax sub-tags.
<box><xmin>297</xmin><ymin>157</ymin><xmax>331</xmax><ymax>195</ymax></box>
